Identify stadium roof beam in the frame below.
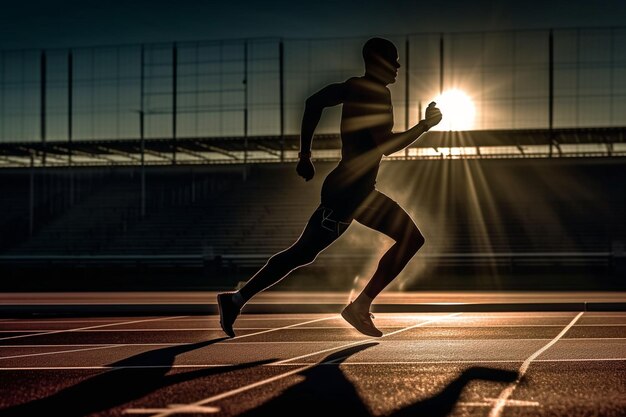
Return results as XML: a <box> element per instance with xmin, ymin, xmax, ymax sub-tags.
<box><xmin>173</xmin><ymin>146</ymin><xmax>212</xmax><ymax>162</ymax></box>
<box><xmin>0</xmin><ymin>155</ymin><xmax>30</xmax><ymax>167</ymax></box>
<box><xmin>256</xmin><ymin>144</ymin><xmax>281</xmax><ymax>157</ymax></box>
<box><xmin>95</xmin><ymin>145</ymin><xmax>141</xmax><ymax>162</ymax></box>
<box><xmin>139</xmin><ymin>147</ymin><xmax>173</xmax><ymax>161</ymax></box>
<box><xmin>192</xmin><ymin>141</ymin><xmax>239</xmax><ymax>160</ymax></box>
<box><xmin>46</xmin><ymin>144</ymin><xmax>68</xmax><ymax>153</ymax></box>
<box><xmin>66</xmin><ymin>146</ymin><xmax>119</xmax><ymax>164</ymax></box>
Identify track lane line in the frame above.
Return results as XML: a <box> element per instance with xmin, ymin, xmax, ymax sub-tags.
<box><xmin>6</xmin><ymin>322</ymin><xmax>624</xmax><ymax>332</ymax></box>
<box><xmin>488</xmin><ymin>311</ymin><xmax>584</xmax><ymax>417</ymax></box>
<box><xmin>225</xmin><ymin>316</ymin><xmax>336</xmax><ymax>341</ymax></box>
<box><xmin>0</xmin><ymin>314</ymin><xmax>336</xmax><ymax>342</ymax></box>
<box><xmin>129</xmin><ymin>313</ymin><xmax>461</xmax><ymax>417</ymax></box>
<box><xmin>0</xmin><ymin>315</ymin><xmax>337</xmax><ymax>364</ymax></box>
<box><xmin>3</xmin><ymin>356</ymin><xmax>626</xmax><ymax>371</ymax></box>
<box><xmin>2</xmin><ymin>335</ymin><xmax>623</xmax><ymax>350</ymax></box>
<box><xmin>0</xmin><ymin>344</ymin><xmax>125</xmax><ymax>360</ymax></box>
<box><xmin>0</xmin><ymin>316</ymin><xmax>188</xmax><ymax>342</ymax></box>
<box><xmin>1</xmin><ymin>326</ymin><xmax>367</xmax><ymax>332</ymax></box>
<box><xmin>0</xmin><ymin>316</ymin><xmax>333</xmax><ymax>362</ymax></box>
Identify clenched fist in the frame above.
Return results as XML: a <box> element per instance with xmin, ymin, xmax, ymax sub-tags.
<box><xmin>424</xmin><ymin>101</ymin><xmax>443</xmax><ymax>129</ymax></box>
<box><xmin>296</xmin><ymin>156</ymin><xmax>315</xmax><ymax>181</ymax></box>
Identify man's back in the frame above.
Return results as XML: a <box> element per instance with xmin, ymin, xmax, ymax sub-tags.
<box><xmin>321</xmin><ymin>76</ymin><xmax>394</xmax><ymax>205</ymax></box>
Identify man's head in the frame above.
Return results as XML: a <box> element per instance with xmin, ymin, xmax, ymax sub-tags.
<box><xmin>362</xmin><ymin>38</ymin><xmax>400</xmax><ymax>85</ymax></box>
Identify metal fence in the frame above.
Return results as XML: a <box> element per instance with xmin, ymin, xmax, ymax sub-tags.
<box><xmin>1</xmin><ymin>27</ymin><xmax>625</xmax><ymax>143</ymax></box>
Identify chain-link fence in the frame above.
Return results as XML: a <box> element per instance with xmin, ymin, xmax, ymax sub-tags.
<box><xmin>1</xmin><ymin>27</ymin><xmax>625</xmax><ymax>143</ymax></box>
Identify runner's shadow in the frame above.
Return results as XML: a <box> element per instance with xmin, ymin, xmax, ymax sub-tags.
<box><xmin>241</xmin><ymin>342</ymin><xmax>518</xmax><ymax>417</ymax></box>
<box><xmin>389</xmin><ymin>366</ymin><xmax>518</xmax><ymax>417</ymax></box>
<box><xmin>0</xmin><ymin>337</ymin><xmax>274</xmax><ymax>417</ymax></box>
<box><xmin>241</xmin><ymin>342</ymin><xmax>378</xmax><ymax>417</ymax></box>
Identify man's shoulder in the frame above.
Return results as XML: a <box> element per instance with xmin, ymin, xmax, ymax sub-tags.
<box><xmin>346</xmin><ymin>77</ymin><xmax>390</xmax><ymax>94</ymax></box>
<box><xmin>343</xmin><ymin>76</ymin><xmax>361</xmax><ymax>88</ymax></box>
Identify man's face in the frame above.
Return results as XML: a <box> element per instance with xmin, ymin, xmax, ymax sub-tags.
<box><xmin>366</xmin><ymin>50</ymin><xmax>400</xmax><ymax>85</ymax></box>
<box><xmin>383</xmin><ymin>55</ymin><xmax>401</xmax><ymax>85</ymax></box>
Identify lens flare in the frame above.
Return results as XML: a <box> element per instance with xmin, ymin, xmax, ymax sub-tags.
<box><xmin>430</xmin><ymin>89</ymin><xmax>476</xmax><ymax>131</ymax></box>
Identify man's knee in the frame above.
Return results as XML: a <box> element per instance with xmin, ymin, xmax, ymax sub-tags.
<box><xmin>404</xmin><ymin>228</ymin><xmax>425</xmax><ymax>255</ymax></box>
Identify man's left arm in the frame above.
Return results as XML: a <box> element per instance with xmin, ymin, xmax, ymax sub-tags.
<box><xmin>373</xmin><ymin>102</ymin><xmax>442</xmax><ymax>156</ymax></box>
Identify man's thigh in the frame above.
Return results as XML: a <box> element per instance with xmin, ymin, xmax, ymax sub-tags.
<box><xmin>353</xmin><ymin>191</ymin><xmax>416</xmax><ymax>241</ymax></box>
<box><xmin>295</xmin><ymin>206</ymin><xmax>352</xmax><ymax>252</ymax></box>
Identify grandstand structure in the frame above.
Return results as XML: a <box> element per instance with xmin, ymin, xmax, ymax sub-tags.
<box><xmin>0</xmin><ymin>28</ymin><xmax>624</xmax><ymax>290</ymax></box>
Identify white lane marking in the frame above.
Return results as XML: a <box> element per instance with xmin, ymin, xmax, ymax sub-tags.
<box><xmin>488</xmin><ymin>311</ymin><xmax>584</xmax><ymax>417</ymax></box>
<box><xmin>3</xmin><ymin>356</ymin><xmax>626</xmax><ymax>370</ymax></box>
<box><xmin>423</xmin><ymin>324</ymin><xmax>626</xmax><ymax>327</ymax></box>
<box><xmin>125</xmin><ymin>405</ymin><xmax>219</xmax><ymax>414</ymax></box>
<box><xmin>0</xmin><ymin>319</ymin><xmax>153</xmax><ymax>324</ymax></box>
<box><xmin>0</xmin><ymin>317</ymin><xmax>328</xmax><ymax>325</ymax></box>
<box><xmin>2</xmin><ymin>336</ymin><xmax>624</xmax><ymax>351</ymax></box>
<box><xmin>270</xmin><ymin>314</ymin><xmax>463</xmax><ymax>366</ymax></box>
<box><xmin>0</xmin><ymin>326</ymin><xmax>405</xmax><ymax>332</ymax></box>
<box><xmin>226</xmin><ymin>316</ymin><xmax>336</xmax><ymax>341</ymax></box>
<box><xmin>0</xmin><ymin>316</ymin><xmax>188</xmax><ymax>342</ymax></box>
<box><xmin>0</xmin><ymin>316</ymin><xmax>336</xmax><ymax>364</ymax></box>
<box><xmin>129</xmin><ymin>313</ymin><xmax>462</xmax><ymax>417</ymax></box>
<box><xmin>0</xmin><ymin>335</ymin><xmax>626</xmax><ymax>360</ymax></box>
<box><xmin>0</xmin><ymin>344</ymin><xmax>124</xmax><ymax>360</ymax></box>
<box><xmin>111</xmin><ymin>313</ymin><xmax>626</xmax><ymax>321</ymax></box>
<box><xmin>459</xmin><ymin>399</ymin><xmax>540</xmax><ymax>407</ymax></box>
<box><xmin>0</xmin><ymin>365</ymin><xmax>242</xmax><ymax>370</ymax></box>
<box><xmin>4</xmin><ymin>322</ymin><xmax>625</xmax><ymax>332</ymax></box>
<box><xmin>287</xmin><ymin>357</ymin><xmax>626</xmax><ymax>365</ymax></box>
<box><xmin>4</xmin><ymin>313</ymin><xmax>585</xmax><ymax>325</ymax></box>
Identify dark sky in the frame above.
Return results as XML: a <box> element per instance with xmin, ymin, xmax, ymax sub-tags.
<box><xmin>1</xmin><ymin>0</ymin><xmax>625</xmax><ymax>50</ymax></box>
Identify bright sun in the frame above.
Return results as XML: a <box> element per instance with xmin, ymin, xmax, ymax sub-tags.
<box><xmin>429</xmin><ymin>89</ymin><xmax>476</xmax><ymax>131</ymax></box>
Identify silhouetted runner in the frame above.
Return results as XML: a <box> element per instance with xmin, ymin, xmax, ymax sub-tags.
<box><xmin>218</xmin><ymin>38</ymin><xmax>442</xmax><ymax>337</ymax></box>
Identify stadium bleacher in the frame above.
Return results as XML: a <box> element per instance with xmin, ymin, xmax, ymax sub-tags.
<box><xmin>0</xmin><ymin>159</ymin><xmax>623</xmax><ymax>283</ymax></box>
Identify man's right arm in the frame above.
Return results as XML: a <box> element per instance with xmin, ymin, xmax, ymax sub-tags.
<box><xmin>297</xmin><ymin>82</ymin><xmax>349</xmax><ymax>181</ymax></box>
<box><xmin>300</xmin><ymin>82</ymin><xmax>349</xmax><ymax>154</ymax></box>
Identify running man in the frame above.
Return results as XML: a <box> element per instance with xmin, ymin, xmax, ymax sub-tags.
<box><xmin>218</xmin><ymin>38</ymin><xmax>442</xmax><ymax>337</ymax></box>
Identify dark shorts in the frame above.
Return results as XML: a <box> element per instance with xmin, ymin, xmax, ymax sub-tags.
<box><xmin>314</xmin><ymin>189</ymin><xmax>402</xmax><ymax>237</ymax></box>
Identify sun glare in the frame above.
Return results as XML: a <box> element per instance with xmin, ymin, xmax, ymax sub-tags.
<box><xmin>430</xmin><ymin>89</ymin><xmax>476</xmax><ymax>131</ymax></box>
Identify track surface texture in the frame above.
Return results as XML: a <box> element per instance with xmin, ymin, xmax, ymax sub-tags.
<box><xmin>0</xmin><ymin>311</ymin><xmax>625</xmax><ymax>416</ymax></box>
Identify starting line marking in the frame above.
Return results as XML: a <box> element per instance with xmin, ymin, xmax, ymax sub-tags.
<box><xmin>488</xmin><ymin>311</ymin><xmax>584</xmax><ymax>417</ymax></box>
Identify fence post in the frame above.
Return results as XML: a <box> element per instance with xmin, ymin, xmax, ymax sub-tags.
<box><xmin>404</xmin><ymin>37</ymin><xmax>410</xmax><ymax>159</ymax></box>
<box><xmin>172</xmin><ymin>42</ymin><xmax>178</xmax><ymax>165</ymax></box>
<box><xmin>29</xmin><ymin>154</ymin><xmax>34</xmax><ymax>235</ymax></box>
<box><xmin>140</xmin><ymin>44</ymin><xmax>146</xmax><ymax>217</ymax></box>
<box><xmin>244</xmin><ymin>40</ymin><xmax>249</xmax><ymax>164</ymax></box>
<box><xmin>68</xmin><ymin>49</ymin><xmax>74</xmax><ymax>204</ymax></box>
<box><xmin>279</xmin><ymin>40</ymin><xmax>285</xmax><ymax>162</ymax></box>
<box><xmin>40</xmin><ymin>50</ymin><xmax>46</xmax><ymax>166</ymax></box>
<box><xmin>549</xmin><ymin>29</ymin><xmax>554</xmax><ymax>158</ymax></box>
